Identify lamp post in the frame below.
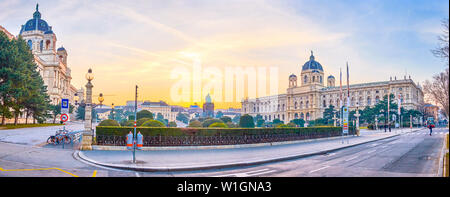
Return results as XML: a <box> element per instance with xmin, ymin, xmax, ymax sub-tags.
<box><xmin>111</xmin><ymin>103</ymin><xmax>115</xmax><ymax>120</ymax></box>
<box><xmin>381</xmin><ymin>109</ymin><xmax>386</xmax><ymax>132</ymax></box>
<box><xmin>354</xmin><ymin>106</ymin><xmax>361</xmax><ymax>136</ymax></box>
<box><xmin>375</xmin><ymin>115</ymin><xmax>378</xmax><ymax>130</ymax></box>
<box><xmin>81</xmin><ymin>68</ymin><xmax>94</xmax><ymax>150</ymax></box>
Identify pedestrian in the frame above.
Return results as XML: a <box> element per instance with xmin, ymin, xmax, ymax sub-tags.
<box><xmin>428</xmin><ymin>121</ymin><xmax>434</xmax><ymax>136</ymax></box>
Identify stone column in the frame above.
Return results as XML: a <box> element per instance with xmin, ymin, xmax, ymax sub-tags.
<box><xmin>81</xmin><ymin>81</ymin><xmax>93</xmax><ymax>150</ymax></box>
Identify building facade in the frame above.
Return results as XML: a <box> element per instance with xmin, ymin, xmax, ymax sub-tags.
<box><xmin>19</xmin><ymin>4</ymin><xmax>77</xmax><ymax>105</ymax></box>
<box><xmin>241</xmin><ymin>51</ymin><xmax>425</xmax><ymax>123</ymax></box>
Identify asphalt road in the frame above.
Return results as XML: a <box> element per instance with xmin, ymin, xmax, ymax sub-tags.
<box><xmin>0</xmin><ymin>126</ymin><xmax>447</xmax><ymax>177</ymax></box>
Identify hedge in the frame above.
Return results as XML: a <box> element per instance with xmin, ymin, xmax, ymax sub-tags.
<box><xmin>96</xmin><ymin>126</ymin><xmax>355</xmax><ymax>137</ymax></box>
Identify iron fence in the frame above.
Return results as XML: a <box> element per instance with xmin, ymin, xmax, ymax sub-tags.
<box><xmin>96</xmin><ymin>130</ymin><xmax>355</xmax><ymax>147</ymax></box>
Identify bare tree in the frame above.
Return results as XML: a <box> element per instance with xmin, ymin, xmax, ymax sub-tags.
<box><xmin>423</xmin><ymin>68</ymin><xmax>449</xmax><ymax>119</ymax></box>
<box><xmin>431</xmin><ymin>18</ymin><xmax>449</xmax><ymax>66</ymax></box>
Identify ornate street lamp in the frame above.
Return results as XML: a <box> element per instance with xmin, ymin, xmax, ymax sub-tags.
<box><xmin>381</xmin><ymin>109</ymin><xmax>386</xmax><ymax>132</ymax></box>
<box><xmin>111</xmin><ymin>103</ymin><xmax>115</xmax><ymax>120</ymax></box>
<box><xmin>98</xmin><ymin>93</ymin><xmax>104</xmax><ymax>108</ymax></box>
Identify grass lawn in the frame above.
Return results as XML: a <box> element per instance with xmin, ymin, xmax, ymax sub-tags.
<box><xmin>0</xmin><ymin>123</ymin><xmax>63</xmax><ymax>130</ymax></box>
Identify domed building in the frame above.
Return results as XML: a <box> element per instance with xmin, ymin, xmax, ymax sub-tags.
<box><xmin>241</xmin><ymin>51</ymin><xmax>424</xmax><ymax>123</ymax></box>
<box><xmin>18</xmin><ymin>4</ymin><xmax>77</xmax><ymax>105</ymax></box>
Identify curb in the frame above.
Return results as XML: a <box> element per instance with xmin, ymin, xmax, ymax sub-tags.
<box><xmin>76</xmin><ymin>128</ymin><xmax>423</xmax><ymax>172</ymax></box>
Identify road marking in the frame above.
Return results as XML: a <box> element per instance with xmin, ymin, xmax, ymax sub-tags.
<box><xmin>92</xmin><ymin>170</ymin><xmax>97</xmax><ymax>177</ymax></box>
<box><xmin>214</xmin><ymin>168</ymin><xmax>274</xmax><ymax>177</ymax></box>
<box><xmin>345</xmin><ymin>156</ymin><xmax>359</xmax><ymax>162</ymax></box>
<box><xmin>249</xmin><ymin>170</ymin><xmax>277</xmax><ymax>177</ymax></box>
<box><xmin>325</xmin><ymin>153</ymin><xmax>336</xmax><ymax>157</ymax></box>
<box><xmin>369</xmin><ymin>143</ymin><xmax>379</xmax><ymax>147</ymax></box>
<box><xmin>367</xmin><ymin>149</ymin><xmax>377</xmax><ymax>154</ymax></box>
<box><xmin>0</xmin><ymin>166</ymin><xmax>78</xmax><ymax>177</ymax></box>
<box><xmin>309</xmin><ymin>166</ymin><xmax>330</xmax><ymax>174</ymax></box>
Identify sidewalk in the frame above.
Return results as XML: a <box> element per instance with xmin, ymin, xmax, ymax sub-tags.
<box><xmin>76</xmin><ymin>127</ymin><xmax>424</xmax><ymax>172</ymax></box>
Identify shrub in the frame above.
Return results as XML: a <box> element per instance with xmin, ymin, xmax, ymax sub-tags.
<box><xmin>276</xmin><ymin>124</ymin><xmax>289</xmax><ymax>128</ymax></box>
<box><xmin>226</xmin><ymin>122</ymin><xmax>238</xmax><ymax>128</ymax></box>
<box><xmin>202</xmin><ymin>119</ymin><xmax>224</xmax><ymax>127</ymax></box>
<box><xmin>188</xmin><ymin>120</ymin><xmax>202</xmax><ymax>128</ymax></box>
<box><xmin>98</xmin><ymin>119</ymin><xmax>120</xmax><ymax>126</ymax></box>
<box><xmin>141</xmin><ymin>120</ymin><xmax>166</xmax><ymax>127</ymax></box>
<box><xmin>209</xmin><ymin>122</ymin><xmax>228</xmax><ymax>128</ymax></box>
<box><xmin>287</xmin><ymin>122</ymin><xmax>297</xmax><ymax>127</ymax></box>
<box><xmin>168</xmin><ymin>121</ymin><xmax>177</xmax><ymax>127</ymax></box>
<box><xmin>122</xmin><ymin>120</ymin><xmax>135</xmax><ymax>126</ymax></box>
<box><xmin>96</xmin><ymin>126</ymin><xmax>354</xmax><ymax>137</ymax></box>
<box><xmin>239</xmin><ymin>114</ymin><xmax>255</xmax><ymax>128</ymax></box>
<box><xmin>136</xmin><ymin>118</ymin><xmax>151</xmax><ymax>126</ymax></box>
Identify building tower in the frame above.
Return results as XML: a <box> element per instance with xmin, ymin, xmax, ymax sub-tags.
<box><xmin>300</xmin><ymin>51</ymin><xmax>324</xmax><ymax>87</ymax></box>
<box><xmin>289</xmin><ymin>74</ymin><xmax>297</xmax><ymax>88</ymax></box>
<box><xmin>203</xmin><ymin>93</ymin><xmax>215</xmax><ymax>117</ymax></box>
<box><xmin>327</xmin><ymin>75</ymin><xmax>335</xmax><ymax>87</ymax></box>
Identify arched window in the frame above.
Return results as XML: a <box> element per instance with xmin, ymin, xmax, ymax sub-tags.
<box><xmin>323</xmin><ymin>100</ymin><xmax>326</xmax><ymax>108</ymax></box>
<box><xmin>282</xmin><ymin>114</ymin><xmax>285</xmax><ymax>120</ymax></box>
<box><xmin>306</xmin><ymin>101</ymin><xmax>309</xmax><ymax>108</ymax></box>
<box><xmin>312</xmin><ymin>76</ymin><xmax>315</xmax><ymax>82</ymax></box>
<box><xmin>375</xmin><ymin>96</ymin><xmax>380</xmax><ymax>104</ymax></box>
<box><xmin>300</xmin><ymin>101</ymin><xmax>303</xmax><ymax>109</ymax></box>
<box><xmin>367</xmin><ymin>97</ymin><xmax>371</xmax><ymax>105</ymax></box>
<box><xmin>294</xmin><ymin>101</ymin><xmax>297</xmax><ymax>109</ymax></box>
<box><xmin>306</xmin><ymin>112</ymin><xmax>310</xmax><ymax>121</ymax></box>
<box><xmin>39</xmin><ymin>40</ymin><xmax>43</xmax><ymax>52</ymax></box>
<box><xmin>304</xmin><ymin>75</ymin><xmax>308</xmax><ymax>83</ymax></box>
<box><xmin>300</xmin><ymin>113</ymin><xmax>304</xmax><ymax>119</ymax></box>
<box><xmin>27</xmin><ymin>40</ymin><xmax>32</xmax><ymax>50</ymax></box>
<box><xmin>46</xmin><ymin>40</ymin><xmax>50</xmax><ymax>50</ymax></box>
<box><xmin>295</xmin><ymin>113</ymin><xmax>298</xmax><ymax>119</ymax></box>
<box><xmin>320</xmin><ymin>76</ymin><xmax>323</xmax><ymax>83</ymax></box>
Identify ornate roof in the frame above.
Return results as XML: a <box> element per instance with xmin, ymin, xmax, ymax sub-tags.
<box><xmin>302</xmin><ymin>51</ymin><xmax>324</xmax><ymax>72</ymax></box>
<box><xmin>20</xmin><ymin>4</ymin><xmax>51</xmax><ymax>34</ymax></box>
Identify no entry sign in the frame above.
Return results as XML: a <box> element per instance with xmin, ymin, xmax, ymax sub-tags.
<box><xmin>60</xmin><ymin>114</ymin><xmax>69</xmax><ymax>122</ymax></box>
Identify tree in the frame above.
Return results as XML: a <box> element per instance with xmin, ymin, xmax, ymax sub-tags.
<box><xmin>215</xmin><ymin>111</ymin><xmax>224</xmax><ymax>118</ymax></box>
<box><xmin>220</xmin><ymin>116</ymin><xmax>232</xmax><ymax>123</ymax></box>
<box><xmin>156</xmin><ymin>113</ymin><xmax>168</xmax><ymax>126</ymax></box>
<box><xmin>137</xmin><ymin>110</ymin><xmax>153</xmax><ymax>120</ymax></box>
<box><xmin>176</xmin><ymin>112</ymin><xmax>189</xmax><ymax>124</ymax></box>
<box><xmin>239</xmin><ymin>114</ymin><xmax>255</xmax><ymax>128</ymax></box>
<box><xmin>322</xmin><ymin>105</ymin><xmax>336</xmax><ymax>125</ymax></box>
<box><xmin>431</xmin><ymin>18</ymin><xmax>449</xmax><ymax>66</ymax></box>
<box><xmin>423</xmin><ymin>68</ymin><xmax>449</xmax><ymax>119</ymax></box>
<box><xmin>256</xmin><ymin>119</ymin><xmax>265</xmax><ymax>127</ymax></box>
<box><xmin>290</xmin><ymin>119</ymin><xmax>305</xmax><ymax>127</ymax></box>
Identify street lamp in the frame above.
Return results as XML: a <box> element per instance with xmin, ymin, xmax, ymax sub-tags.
<box><xmin>381</xmin><ymin>109</ymin><xmax>386</xmax><ymax>132</ymax></box>
<box><xmin>98</xmin><ymin>93</ymin><xmax>104</xmax><ymax>108</ymax></box>
<box><xmin>111</xmin><ymin>103</ymin><xmax>115</xmax><ymax>120</ymax></box>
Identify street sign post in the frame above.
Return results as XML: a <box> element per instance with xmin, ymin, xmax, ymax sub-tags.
<box><xmin>61</xmin><ymin>98</ymin><xmax>69</xmax><ymax>115</ymax></box>
<box><xmin>342</xmin><ymin>106</ymin><xmax>349</xmax><ymax>144</ymax></box>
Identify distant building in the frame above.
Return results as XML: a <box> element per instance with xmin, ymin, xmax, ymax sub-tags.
<box><xmin>423</xmin><ymin>104</ymin><xmax>439</xmax><ymax>121</ymax></box>
<box><xmin>141</xmin><ymin>100</ymin><xmax>176</xmax><ymax>122</ymax></box>
<box><xmin>242</xmin><ymin>51</ymin><xmax>425</xmax><ymax>122</ymax></box>
<box><xmin>203</xmin><ymin>94</ymin><xmax>215</xmax><ymax>118</ymax></box>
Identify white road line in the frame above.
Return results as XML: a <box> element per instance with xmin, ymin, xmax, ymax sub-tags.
<box><xmin>213</xmin><ymin>168</ymin><xmax>271</xmax><ymax>177</ymax></box>
<box><xmin>249</xmin><ymin>170</ymin><xmax>277</xmax><ymax>177</ymax></box>
<box><xmin>309</xmin><ymin>166</ymin><xmax>330</xmax><ymax>174</ymax></box>
<box><xmin>345</xmin><ymin>156</ymin><xmax>359</xmax><ymax>162</ymax></box>
<box><xmin>367</xmin><ymin>149</ymin><xmax>377</xmax><ymax>154</ymax></box>
<box><xmin>324</xmin><ymin>153</ymin><xmax>336</xmax><ymax>157</ymax></box>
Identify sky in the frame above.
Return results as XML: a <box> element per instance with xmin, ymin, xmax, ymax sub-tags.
<box><xmin>1</xmin><ymin>0</ymin><xmax>448</xmax><ymax>109</ymax></box>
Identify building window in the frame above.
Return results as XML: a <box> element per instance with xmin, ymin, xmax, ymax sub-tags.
<box><xmin>304</xmin><ymin>75</ymin><xmax>308</xmax><ymax>83</ymax></box>
<box><xmin>27</xmin><ymin>40</ymin><xmax>32</xmax><ymax>50</ymax></box>
<box><xmin>46</xmin><ymin>40</ymin><xmax>50</xmax><ymax>50</ymax></box>
<box><xmin>323</xmin><ymin>100</ymin><xmax>326</xmax><ymax>108</ymax></box>
<box><xmin>312</xmin><ymin>76</ymin><xmax>315</xmax><ymax>82</ymax></box>
<box><xmin>367</xmin><ymin>97</ymin><xmax>371</xmax><ymax>105</ymax></box>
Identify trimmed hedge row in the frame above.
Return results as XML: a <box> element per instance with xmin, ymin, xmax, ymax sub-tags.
<box><xmin>96</xmin><ymin>126</ymin><xmax>355</xmax><ymax>137</ymax></box>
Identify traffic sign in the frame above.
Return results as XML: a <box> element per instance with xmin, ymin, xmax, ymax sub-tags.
<box><xmin>61</xmin><ymin>114</ymin><xmax>69</xmax><ymax>122</ymax></box>
<box><xmin>61</xmin><ymin>98</ymin><xmax>69</xmax><ymax>114</ymax></box>
<box><xmin>342</xmin><ymin>106</ymin><xmax>349</xmax><ymax>134</ymax></box>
